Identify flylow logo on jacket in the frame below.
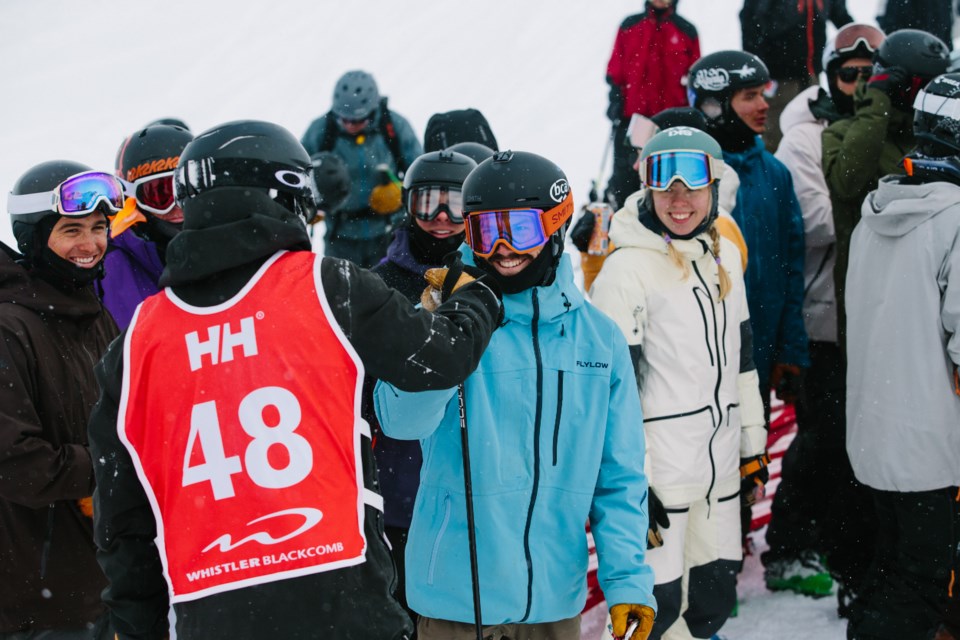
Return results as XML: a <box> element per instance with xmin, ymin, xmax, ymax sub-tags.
<box><xmin>576</xmin><ymin>360</ymin><xmax>609</xmax><ymax>369</ymax></box>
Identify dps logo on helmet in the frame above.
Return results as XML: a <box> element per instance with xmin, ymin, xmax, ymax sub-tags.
<box><xmin>550</xmin><ymin>178</ymin><xmax>570</xmax><ymax>203</ymax></box>
<box><xmin>694</xmin><ymin>68</ymin><xmax>730</xmax><ymax>92</ymax></box>
<box><xmin>666</xmin><ymin>127</ymin><xmax>696</xmax><ymax>137</ymax></box>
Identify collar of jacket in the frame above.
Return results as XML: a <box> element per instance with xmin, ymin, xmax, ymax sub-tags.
<box><xmin>720</xmin><ymin>135</ymin><xmax>766</xmax><ymax>171</ymax></box>
<box><xmin>610</xmin><ymin>191</ymin><xmax>712</xmax><ymax>260</ymax></box>
<box><xmin>461</xmin><ymin>247</ymin><xmax>583</xmax><ymax>325</ymax></box>
<box><xmin>0</xmin><ymin>241</ymin><xmax>105</xmax><ymax>318</ymax></box>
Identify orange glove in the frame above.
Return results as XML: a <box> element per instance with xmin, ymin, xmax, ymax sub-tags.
<box><xmin>610</xmin><ymin>603</ymin><xmax>655</xmax><ymax>640</ymax></box>
<box><xmin>78</xmin><ymin>496</ymin><xmax>94</xmax><ymax>518</ymax></box>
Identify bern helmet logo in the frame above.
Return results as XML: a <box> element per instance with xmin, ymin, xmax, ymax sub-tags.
<box><xmin>549</xmin><ymin>178</ymin><xmax>570</xmax><ymax>203</ymax></box>
<box><xmin>693</xmin><ymin>67</ymin><xmax>730</xmax><ymax>92</ymax></box>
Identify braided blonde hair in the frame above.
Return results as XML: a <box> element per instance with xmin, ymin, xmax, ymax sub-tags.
<box><xmin>660</xmin><ymin>224</ymin><xmax>730</xmax><ymax>302</ymax></box>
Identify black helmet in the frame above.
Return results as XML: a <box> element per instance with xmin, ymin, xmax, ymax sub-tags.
<box><xmin>823</xmin><ymin>23</ymin><xmax>886</xmax><ymax>77</ymax></box>
<box><xmin>688</xmin><ymin>50</ymin><xmax>770</xmax><ymax>118</ymax></box>
<box><xmin>463</xmin><ymin>150</ymin><xmax>571</xmax><ymax>216</ymax></box>
<box><xmin>309</xmin><ymin>152</ymin><xmax>351</xmax><ymax>216</ymax></box>
<box><xmin>404</xmin><ymin>150</ymin><xmax>477</xmax><ymax>191</ymax></box>
<box><xmin>875</xmin><ymin>29</ymin><xmax>950</xmax><ymax>81</ymax></box>
<box><xmin>912</xmin><ymin>73</ymin><xmax>960</xmax><ymax>158</ymax></box>
<box><xmin>8</xmin><ymin>160</ymin><xmax>93</xmax><ymax>257</ymax></box>
<box><xmin>116</xmin><ymin>124</ymin><xmax>194</xmax><ymax>183</ymax></box>
<box><xmin>143</xmin><ymin>117</ymin><xmax>191</xmax><ymax>132</ymax></box>
<box><xmin>174</xmin><ymin>120</ymin><xmax>318</xmax><ymax>228</ymax></box>
<box><xmin>331</xmin><ymin>70</ymin><xmax>380</xmax><ymax>120</ymax></box>
<box><xmin>445</xmin><ymin>141</ymin><xmax>495</xmax><ymax>165</ymax></box>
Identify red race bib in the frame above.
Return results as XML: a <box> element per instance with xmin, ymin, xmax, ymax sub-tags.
<box><xmin>119</xmin><ymin>252</ymin><xmax>370</xmax><ymax>602</ymax></box>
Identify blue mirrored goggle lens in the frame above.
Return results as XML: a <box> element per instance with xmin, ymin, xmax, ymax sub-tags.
<box><xmin>466</xmin><ymin>209</ymin><xmax>548</xmax><ymax>256</ymax></box>
<box><xmin>58</xmin><ymin>172</ymin><xmax>125</xmax><ymax>214</ymax></box>
<box><xmin>644</xmin><ymin>151</ymin><xmax>713</xmax><ymax>190</ymax></box>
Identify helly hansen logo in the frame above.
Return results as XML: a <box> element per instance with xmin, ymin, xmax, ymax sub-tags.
<box><xmin>576</xmin><ymin>360</ymin><xmax>609</xmax><ymax>369</ymax></box>
<box><xmin>185</xmin><ymin>316</ymin><xmax>259</xmax><ymax>371</ymax></box>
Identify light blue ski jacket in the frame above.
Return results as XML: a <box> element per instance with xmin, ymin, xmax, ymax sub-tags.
<box><xmin>375</xmin><ymin>252</ymin><xmax>655</xmax><ymax>624</ymax></box>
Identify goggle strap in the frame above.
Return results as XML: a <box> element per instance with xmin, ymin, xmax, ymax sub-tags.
<box><xmin>7</xmin><ymin>191</ymin><xmax>56</xmax><ymax>216</ymax></box>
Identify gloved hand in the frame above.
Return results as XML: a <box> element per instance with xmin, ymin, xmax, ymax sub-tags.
<box><xmin>647</xmin><ymin>487</ymin><xmax>670</xmax><ymax>549</ymax></box>
<box><xmin>78</xmin><ymin>496</ymin><xmax>94</xmax><ymax>518</ymax></box>
<box><xmin>867</xmin><ymin>65</ymin><xmax>908</xmax><ymax>98</ymax></box>
<box><xmin>369</xmin><ymin>164</ymin><xmax>402</xmax><ymax>215</ymax></box>
<box><xmin>607</xmin><ymin>84</ymin><xmax>625</xmax><ymax>125</ymax></box>
<box><xmin>571</xmin><ymin>207</ymin><xmax>597</xmax><ymax>253</ymax></box>
<box><xmin>610</xmin><ymin>603</ymin><xmax>655</xmax><ymax>640</ymax></box>
<box><xmin>420</xmin><ymin>255</ymin><xmax>486</xmax><ymax>312</ymax></box>
<box><xmin>770</xmin><ymin>363</ymin><xmax>803</xmax><ymax>404</ymax></box>
<box><xmin>740</xmin><ymin>454</ymin><xmax>770</xmax><ymax>507</ymax></box>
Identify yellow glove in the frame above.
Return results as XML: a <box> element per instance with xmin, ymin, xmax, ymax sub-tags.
<box><xmin>610</xmin><ymin>603</ymin><xmax>655</xmax><ymax>640</ymax></box>
<box><xmin>369</xmin><ymin>164</ymin><xmax>402</xmax><ymax>215</ymax></box>
<box><xmin>420</xmin><ymin>267</ymin><xmax>476</xmax><ymax>312</ymax></box>
<box><xmin>78</xmin><ymin>496</ymin><xmax>94</xmax><ymax>518</ymax></box>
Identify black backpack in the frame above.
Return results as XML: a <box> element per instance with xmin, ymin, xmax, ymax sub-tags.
<box><xmin>318</xmin><ymin>96</ymin><xmax>410</xmax><ymax>174</ymax></box>
<box><xmin>423</xmin><ymin>108</ymin><xmax>499</xmax><ymax>153</ymax></box>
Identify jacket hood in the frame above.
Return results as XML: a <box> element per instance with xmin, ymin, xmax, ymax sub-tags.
<box><xmin>609</xmin><ymin>191</ymin><xmax>712</xmax><ymax>260</ymax></box>
<box><xmin>779</xmin><ymin>86</ymin><xmax>824</xmax><ymax>135</ymax></box>
<box><xmin>861</xmin><ymin>176</ymin><xmax>960</xmax><ymax>238</ymax></box>
<box><xmin>0</xmin><ymin>242</ymin><xmax>105</xmax><ymax>317</ymax></box>
<box><xmin>461</xmin><ymin>246</ymin><xmax>583</xmax><ymax>324</ymax></box>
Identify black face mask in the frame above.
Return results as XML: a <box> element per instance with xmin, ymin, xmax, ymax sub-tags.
<box><xmin>707</xmin><ymin>102</ymin><xmax>759</xmax><ymax>153</ymax></box>
<box><xmin>408</xmin><ymin>219</ymin><xmax>465</xmax><ymax>266</ymax></box>
<box><xmin>136</xmin><ymin>214</ymin><xmax>182</xmax><ymax>262</ymax></box>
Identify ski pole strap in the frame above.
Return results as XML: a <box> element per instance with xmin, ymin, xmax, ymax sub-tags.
<box><xmin>739</xmin><ymin>453</ymin><xmax>770</xmax><ymax>479</ymax></box>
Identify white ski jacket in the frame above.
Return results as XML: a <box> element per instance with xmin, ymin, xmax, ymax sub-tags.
<box><xmin>591</xmin><ymin>191</ymin><xmax>766</xmax><ymax>507</ymax></box>
<box><xmin>775</xmin><ymin>85</ymin><xmax>837</xmax><ymax>343</ymax></box>
<box><xmin>846</xmin><ymin>177</ymin><xmax>960</xmax><ymax>491</ymax></box>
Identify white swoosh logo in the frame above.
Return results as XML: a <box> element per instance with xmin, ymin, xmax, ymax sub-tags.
<box><xmin>202</xmin><ymin>507</ymin><xmax>324</xmax><ymax>553</ymax></box>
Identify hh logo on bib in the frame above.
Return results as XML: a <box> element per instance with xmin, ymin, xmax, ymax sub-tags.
<box><xmin>120</xmin><ymin>252</ymin><xmax>368</xmax><ymax>602</ymax></box>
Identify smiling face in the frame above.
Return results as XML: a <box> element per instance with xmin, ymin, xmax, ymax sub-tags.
<box><xmin>486</xmin><ymin>243</ymin><xmax>543</xmax><ymax>277</ymax></box>
<box><xmin>650</xmin><ymin>182</ymin><xmax>711</xmax><ymax>237</ymax></box>
<box><xmin>730</xmin><ymin>86</ymin><xmax>769</xmax><ymax>133</ymax></box>
<box><xmin>46</xmin><ymin>213</ymin><xmax>108</xmax><ymax>268</ymax></box>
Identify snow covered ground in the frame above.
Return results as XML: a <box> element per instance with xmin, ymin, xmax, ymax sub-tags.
<box><xmin>0</xmin><ymin>1</ymin><xmax>883</xmax><ymax>637</ymax></box>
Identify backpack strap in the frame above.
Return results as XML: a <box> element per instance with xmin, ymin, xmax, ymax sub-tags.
<box><xmin>319</xmin><ymin>110</ymin><xmax>339</xmax><ymax>153</ymax></box>
<box><xmin>378</xmin><ymin>97</ymin><xmax>409</xmax><ymax>175</ymax></box>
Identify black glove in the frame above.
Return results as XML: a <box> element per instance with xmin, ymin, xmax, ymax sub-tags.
<box><xmin>571</xmin><ymin>207</ymin><xmax>597</xmax><ymax>253</ymax></box>
<box><xmin>440</xmin><ymin>253</ymin><xmax>485</xmax><ymax>302</ymax></box>
<box><xmin>740</xmin><ymin>454</ymin><xmax>770</xmax><ymax>507</ymax></box>
<box><xmin>607</xmin><ymin>83</ymin><xmax>625</xmax><ymax>125</ymax></box>
<box><xmin>770</xmin><ymin>363</ymin><xmax>803</xmax><ymax>404</ymax></box>
<box><xmin>867</xmin><ymin>65</ymin><xmax>908</xmax><ymax>98</ymax></box>
<box><xmin>647</xmin><ymin>488</ymin><xmax>670</xmax><ymax>549</ymax></box>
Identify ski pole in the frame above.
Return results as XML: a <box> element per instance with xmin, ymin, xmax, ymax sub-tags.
<box><xmin>591</xmin><ymin>128</ymin><xmax>615</xmax><ymax>203</ymax></box>
<box><xmin>457</xmin><ymin>382</ymin><xmax>483</xmax><ymax>640</ymax></box>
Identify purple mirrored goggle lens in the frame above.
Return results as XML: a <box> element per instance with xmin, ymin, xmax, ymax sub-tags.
<box><xmin>58</xmin><ymin>171</ymin><xmax>125</xmax><ymax>215</ymax></box>
<box><xmin>407</xmin><ymin>186</ymin><xmax>465</xmax><ymax>222</ymax></box>
<box><xmin>465</xmin><ymin>208</ymin><xmax>548</xmax><ymax>258</ymax></box>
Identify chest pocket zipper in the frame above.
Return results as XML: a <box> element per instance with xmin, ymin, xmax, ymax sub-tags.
<box><xmin>552</xmin><ymin>370</ymin><xmax>564</xmax><ymax>466</ymax></box>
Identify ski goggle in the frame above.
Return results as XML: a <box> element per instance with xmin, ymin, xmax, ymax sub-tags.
<box><xmin>833</xmin><ymin>24</ymin><xmax>885</xmax><ymax>57</ymax></box>
<box><xmin>7</xmin><ymin>171</ymin><xmax>125</xmax><ymax>218</ymax></box>
<box><xmin>406</xmin><ymin>186</ymin><xmax>465</xmax><ymax>223</ymax></box>
<box><xmin>836</xmin><ymin>65</ymin><xmax>874</xmax><ymax>83</ymax></box>
<box><xmin>464</xmin><ymin>193</ymin><xmax>574</xmax><ymax>258</ymax></box>
<box><xmin>626</xmin><ymin>114</ymin><xmax>660</xmax><ymax>150</ymax></box>
<box><xmin>903</xmin><ymin>154</ymin><xmax>960</xmax><ymax>182</ymax></box>
<box><xmin>122</xmin><ymin>170</ymin><xmax>177</xmax><ymax>215</ymax></box>
<box><xmin>640</xmin><ymin>150</ymin><xmax>724</xmax><ymax>191</ymax></box>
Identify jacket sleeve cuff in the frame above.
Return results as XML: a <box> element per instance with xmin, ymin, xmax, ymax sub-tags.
<box><xmin>737</xmin><ymin>369</ymin><xmax>766</xmax><ymax>457</ymax></box>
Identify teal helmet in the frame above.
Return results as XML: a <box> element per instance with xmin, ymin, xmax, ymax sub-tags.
<box><xmin>639</xmin><ymin>126</ymin><xmax>723</xmax><ymax>191</ymax></box>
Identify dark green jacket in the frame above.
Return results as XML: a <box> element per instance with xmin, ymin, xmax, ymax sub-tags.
<box><xmin>822</xmin><ymin>85</ymin><xmax>914</xmax><ymax>339</ymax></box>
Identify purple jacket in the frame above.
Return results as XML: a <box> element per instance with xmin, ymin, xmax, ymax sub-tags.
<box><xmin>100</xmin><ymin>230</ymin><xmax>164</xmax><ymax>330</ymax></box>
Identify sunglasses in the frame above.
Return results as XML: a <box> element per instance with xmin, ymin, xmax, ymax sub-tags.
<box><xmin>7</xmin><ymin>171</ymin><xmax>125</xmax><ymax>218</ymax></box>
<box><xmin>836</xmin><ymin>65</ymin><xmax>874</xmax><ymax>83</ymax></box>
<box><xmin>407</xmin><ymin>186</ymin><xmax>465</xmax><ymax>223</ymax></box>
<box><xmin>122</xmin><ymin>170</ymin><xmax>177</xmax><ymax>215</ymax></box>
<box><xmin>464</xmin><ymin>193</ymin><xmax>574</xmax><ymax>258</ymax></box>
<box><xmin>339</xmin><ymin>115</ymin><xmax>371</xmax><ymax>127</ymax></box>
<box><xmin>640</xmin><ymin>151</ymin><xmax>723</xmax><ymax>191</ymax></box>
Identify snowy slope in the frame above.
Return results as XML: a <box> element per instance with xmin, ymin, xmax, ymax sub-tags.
<box><xmin>0</xmin><ymin>2</ymin><xmax>880</xmax><ymax>638</ymax></box>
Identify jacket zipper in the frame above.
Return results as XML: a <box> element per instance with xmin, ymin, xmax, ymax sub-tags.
<box><xmin>40</xmin><ymin>503</ymin><xmax>55</xmax><ymax>580</ymax></box>
<box><xmin>520</xmin><ymin>289</ymin><xmax>543</xmax><ymax>622</ymax></box>
<box><xmin>426</xmin><ymin>493</ymin><xmax>451</xmax><ymax>585</ymax></box>
<box><xmin>552</xmin><ymin>371</ymin><xmax>564</xmax><ymax>466</ymax></box>
<box><xmin>693</xmin><ymin>262</ymin><xmax>725</xmax><ymax>506</ymax></box>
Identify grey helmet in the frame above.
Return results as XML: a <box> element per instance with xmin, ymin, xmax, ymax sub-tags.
<box><xmin>332</xmin><ymin>70</ymin><xmax>380</xmax><ymax>120</ymax></box>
